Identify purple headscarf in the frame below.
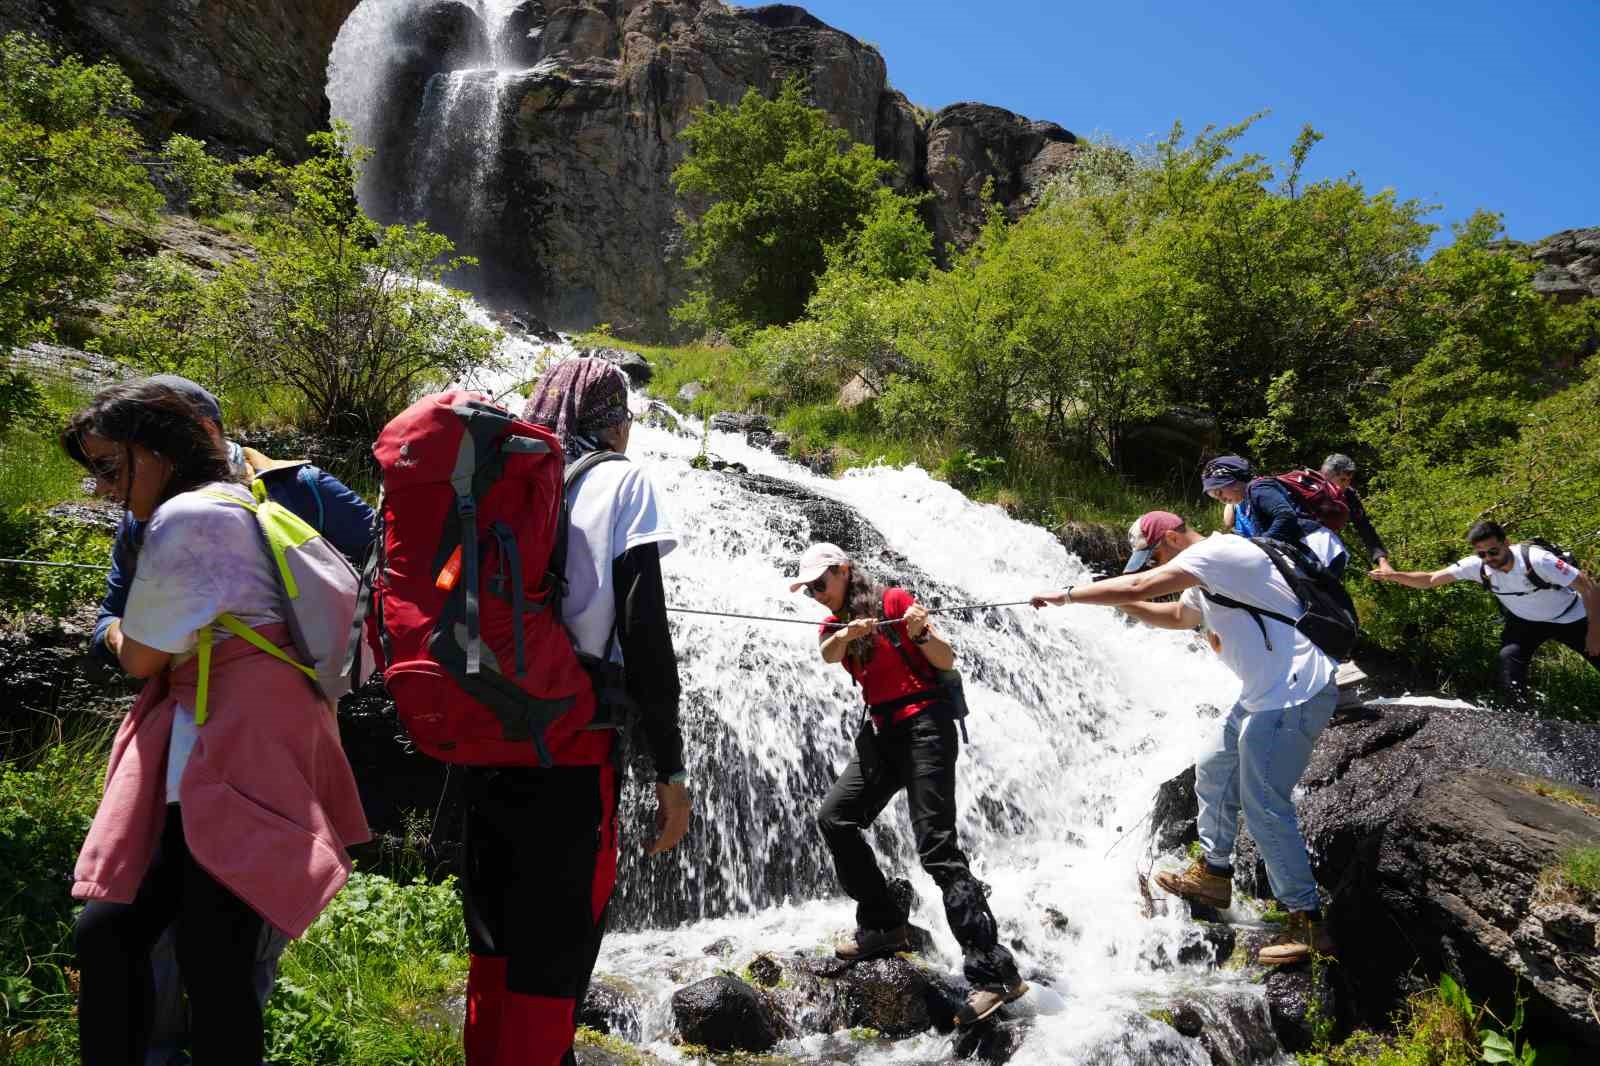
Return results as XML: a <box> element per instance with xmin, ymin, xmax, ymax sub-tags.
<box><xmin>521</xmin><ymin>357</ymin><xmax>631</xmax><ymax>459</ymax></box>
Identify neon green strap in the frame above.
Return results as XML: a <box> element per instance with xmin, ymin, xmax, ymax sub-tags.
<box><xmin>199</xmin><ymin>489</ymin><xmax>316</xmax><ymax>599</ymax></box>
<box><xmin>192</xmin><ymin>613</ymin><xmax>318</xmax><ymax>725</ymax></box>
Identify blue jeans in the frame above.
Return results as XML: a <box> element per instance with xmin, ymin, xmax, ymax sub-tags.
<box><xmin>1196</xmin><ymin>682</ymin><xmax>1337</xmax><ymax>912</ymax></box>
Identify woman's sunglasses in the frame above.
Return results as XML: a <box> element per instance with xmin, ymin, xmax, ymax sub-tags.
<box><xmin>802</xmin><ymin>570</ymin><xmax>832</xmax><ymax>598</ymax></box>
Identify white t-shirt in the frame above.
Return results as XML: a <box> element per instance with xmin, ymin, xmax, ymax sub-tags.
<box><xmin>1447</xmin><ymin>544</ymin><xmax>1584</xmax><ymax>623</ymax></box>
<box><xmin>1304</xmin><ymin>526</ymin><xmax>1348</xmax><ymax>573</ymax></box>
<box><xmin>1174</xmin><ymin>533</ymin><xmax>1337</xmax><ymax>712</ymax></box>
<box><xmin>122</xmin><ymin>482</ymin><xmax>283</xmax><ymax>802</ymax></box>
<box><xmin>561</xmin><ymin>456</ymin><xmax>678</xmax><ymax>663</ymax></box>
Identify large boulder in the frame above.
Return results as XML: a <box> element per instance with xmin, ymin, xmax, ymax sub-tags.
<box><xmin>1159</xmin><ymin>701</ymin><xmax>1600</xmax><ymax>1045</ymax></box>
<box><xmin>670</xmin><ymin>974</ymin><xmax>783</xmax><ymax>1052</ymax></box>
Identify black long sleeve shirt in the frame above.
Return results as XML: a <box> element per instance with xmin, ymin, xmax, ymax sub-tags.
<box><xmin>611</xmin><ymin>542</ymin><xmax>685</xmax><ymax>782</ymax></box>
<box><xmin>1340</xmin><ymin>486</ymin><xmax>1390</xmax><ymax>564</ymax></box>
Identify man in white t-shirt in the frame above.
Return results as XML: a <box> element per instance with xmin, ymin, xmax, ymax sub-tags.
<box><xmin>1370</xmin><ymin>519</ymin><xmax>1600</xmax><ymax>703</ymax></box>
<box><xmin>1031</xmin><ymin>510</ymin><xmax>1339</xmax><ymax>966</ymax></box>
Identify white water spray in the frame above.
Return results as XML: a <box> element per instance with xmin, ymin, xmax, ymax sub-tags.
<box><xmin>459</xmin><ymin>342</ymin><xmax>1292</xmax><ymax>1064</ymax></box>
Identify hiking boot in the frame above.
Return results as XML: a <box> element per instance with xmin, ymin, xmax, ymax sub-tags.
<box><xmin>1154</xmin><ymin>860</ymin><xmax>1232</xmax><ymax>909</ymax></box>
<box><xmin>835</xmin><ymin>924</ymin><xmax>914</xmax><ymax>961</ymax></box>
<box><xmin>954</xmin><ymin>979</ymin><xmax>1030</xmax><ymax>1026</ymax></box>
<box><xmin>1258</xmin><ymin>911</ymin><xmax>1336</xmax><ymax>966</ymax></box>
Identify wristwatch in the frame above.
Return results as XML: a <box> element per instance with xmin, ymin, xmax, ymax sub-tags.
<box><xmin>911</xmin><ymin>629</ymin><xmax>933</xmax><ymax>645</ymax></box>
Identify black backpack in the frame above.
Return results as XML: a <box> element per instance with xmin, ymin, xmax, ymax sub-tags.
<box><xmin>1480</xmin><ymin>538</ymin><xmax>1580</xmax><ymax>596</ymax></box>
<box><xmin>1200</xmin><ymin>537</ymin><xmax>1359</xmax><ymax>661</ymax></box>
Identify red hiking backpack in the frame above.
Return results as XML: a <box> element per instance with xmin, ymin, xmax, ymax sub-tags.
<box><xmin>1254</xmin><ymin>468</ymin><xmax>1351</xmax><ymax>533</ymax></box>
<box><xmin>352</xmin><ymin>390</ymin><xmax>611</xmax><ymax>768</ymax></box>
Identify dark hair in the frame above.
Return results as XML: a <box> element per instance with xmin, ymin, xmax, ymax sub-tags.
<box><xmin>837</xmin><ymin>564</ymin><xmax>884</xmax><ymax>665</ymax></box>
<box><xmin>1467</xmin><ymin>520</ymin><xmax>1506</xmax><ymax>544</ymax></box>
<box><xmin>61</xmin><ymin>381</ymin><xmax>239</xmax><ymax>566</ymax></box>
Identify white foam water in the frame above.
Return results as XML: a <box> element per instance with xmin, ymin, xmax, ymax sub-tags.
<box><xmin>463</xmin><ymin>344</ymin><xmax>1291</xmax><ymax>1064</ymax></box>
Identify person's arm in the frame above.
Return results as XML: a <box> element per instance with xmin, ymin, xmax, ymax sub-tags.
<box><xmin>1368</xmin><ymin>566</ymin><xmax>1457</xmax><ymax>589</ymax></box>
<box><xmin>117</xmin><ymin>631</ymin><xmax>172</xmax><ymax>678</ymax></box>
<box><xmin>900</xmin><ymin>602</ymin><xmax>954</xmax><ymax>670</ymax></box>
<box><xmin>1345</xmin><ymin>489</ymin><xmax>1391</xmax><ymax>569</ymax></box>
<box><xmin>611</xmin><ymin>542</ymin><xmax>690</xmax><ymax>856</ymax></box>
<box><xmin>821</xmin><ymin>617</ymin><xmax>876</xmax><ymax>663</ymax></box>
<box><xmin>308</xmin><ymin>468</ymin><xmax>378</xmax><ymax>565</ymax></box>
<box><xmin>1572</xmin><ymin>571</ymin><xmax>1600</xmax><ymax>657</ymax></box>
<box><xmin>1250</xmin><ymin>481</ymin><xmax>1303</xmax><ymax>543</ymax></box>
<box><xmin>1033</xmin><ymin>560</ymin><xmax>1202</xmax><ymax>608</ymax></box>
<box><xmin>1115</xmin><ymin>598</ymin><xmax>1205</xmax><ymax>630</ymax></box>
<box><xmin>92</xmin><ymin>515</ymin><xmax>137</xmax><ymax>667</ymax></box>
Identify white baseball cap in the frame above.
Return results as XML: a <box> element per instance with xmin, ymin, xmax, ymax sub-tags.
<box><xmin>790</xmin><ymin>542</ymin><xmax>851</xmax><ymax>592</ymax></box>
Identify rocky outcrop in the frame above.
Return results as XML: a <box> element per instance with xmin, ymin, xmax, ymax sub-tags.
<box><xmin>1155</xmin><ymin>701</ymin><xmax>1600</xmax><ymax>1047</ymax></box>
<box><xmin>923</xmin><ymin>103</ymin><xmax>1079</xmax><ymax>250</ymax></box>
<box><xmin>1527</xmin><ymin>227</ymin><xmax>1600</xmax><ymax>302</ymax></box>
<box><xmin>0</xmin><ymin>0</ymin><xmax>360</xmax><ymax>157</ymax></box>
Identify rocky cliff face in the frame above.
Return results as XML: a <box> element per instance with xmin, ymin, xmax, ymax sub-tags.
<box><xmin>0</xmin><ymin>0</ymin><xmax>359</xmax><ymax>157</ymax></box>
<box><xmin>2</xmin><ymin>0</ymin><xmax>1078</xmax><ymax>335</ymax></box>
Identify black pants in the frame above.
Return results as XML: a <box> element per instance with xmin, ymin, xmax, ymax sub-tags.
<box><xmin>75</xmin><ymin>807</ymin><xmax>267</xmax><ymax>1066</ymax></box>
<box><xmin>1499</xmin><ymin>613</ymin><xmax>1600</xmax><ymax>702</ymax></box>
<box><xmin>459</xmin><ymin>763</ymin><xmax>617</xmax><ymax>1066</ymax></box>
<box><xmin>817</xmin><ymin>708</ymin><xmax>1019</xmax><ymax>988</ymax></box>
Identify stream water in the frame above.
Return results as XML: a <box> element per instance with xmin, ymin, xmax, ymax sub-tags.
<box><xmin>451</xmin><ymin>339</ymin><xmax>1291</xmax><ymax>1064</ymax></box>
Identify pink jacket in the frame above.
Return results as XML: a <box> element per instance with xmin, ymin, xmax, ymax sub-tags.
<box><xmin>73</xmin><ymin>624</ymin><xmax>370</xmax><ymax>938</ymax></box>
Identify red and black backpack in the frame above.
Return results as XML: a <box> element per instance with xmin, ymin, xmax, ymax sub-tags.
<box><xmin>349</xmin><ymin>390</ymin><xmax>614</xmax><ymax>768</ymax></box>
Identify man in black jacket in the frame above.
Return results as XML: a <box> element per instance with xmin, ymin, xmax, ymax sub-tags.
<box><xmin>1319</xmin><ymin>454</ymin><xmax>1394</xmax><ymax>575</ymax></box>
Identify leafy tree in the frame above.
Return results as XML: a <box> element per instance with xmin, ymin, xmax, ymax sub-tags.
<box><xmin>0</xmin><ymin>32</ymin><xmax>160</xmax><ymax>348</ymax></box>
<box><xmin>106</xmin><ymin>127</ymin><xmax>501</xmax><ymax>435</ymax></box>
<box><xmin>672</xmin><ymin>79</ymin><xmax>901</xmax><ymax>333</ymax></box>
<box><xmin>160</xmin><ymin>134</ymin><xmax>242</xmax><ymax>217</ymax></box>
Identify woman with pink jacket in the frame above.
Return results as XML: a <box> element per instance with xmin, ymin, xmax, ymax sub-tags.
<box><xmin>61</xmin><ymin>380</ymin><xmax>369</xmax><ymax>1066</ymax></box>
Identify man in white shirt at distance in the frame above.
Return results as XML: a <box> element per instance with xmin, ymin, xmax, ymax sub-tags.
<box><xmin>1370</xmin><ymin>519</ymin><xmax>1600</xmax><ymax>705</ymax></box>
<box><xmin>1031</xmin><ymin>510</ymin><xmax>1339</xmax><ymax>966</ymax></box>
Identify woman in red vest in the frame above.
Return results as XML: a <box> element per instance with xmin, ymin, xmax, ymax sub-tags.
<box><xmin>796</xmin><ymin>543</ymin><xmax>1027</xmax><ymax>1026</ymax></box>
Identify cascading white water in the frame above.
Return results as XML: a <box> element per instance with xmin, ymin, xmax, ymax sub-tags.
<box><xmin>328</xmin><ymin>0</ymin><xmax>539</xmax><ymax>239</ymax></box>
<box><xmin>463</xmin><ymin>342</ymin><xmax>1294</xmax><ymax>1064</ymax></box>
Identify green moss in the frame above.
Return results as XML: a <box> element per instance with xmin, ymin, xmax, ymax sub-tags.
<box><xmin>1146</xmin><ymin>1009</ymin><xmax>1176</xmax><ymax>1027</ymax></box>
<box><xmin>1519</xmin><ymin>779</ymin><xmax>1600</xmax><ymax>819</ymax></box>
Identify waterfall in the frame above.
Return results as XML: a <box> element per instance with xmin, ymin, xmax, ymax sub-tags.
<box><xmin>328</xmin><ymin>1</ymin><xmax>541</xmax><ymax>278</ymax></box>
<box><xmin>463</xmin><ymin>347</ymin><xmax>1291</xmax><ymax>1064</ymax></box>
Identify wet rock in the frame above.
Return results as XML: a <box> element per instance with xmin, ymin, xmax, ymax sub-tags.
<box><xmin>839</xmin><ymin>956</ymin><xmax>957</xmax><ymax>1038</ymax></box>
<box><xmin>1055</xmin><ymin>520</ymin><xmax>1127</xmax><ymax>577</ymax></box>
<box><xmin>1158</xmin><ymin>989</ymin><xmax>1284</xmax><ymax>1066</ymax></box>
<box><xmin>950</xmin><ymin>1016</ymin><xmax>1030</xmax><ymax>1063</ymax></box>
<box><xmin>577</xmin><ymin>973</ymin><xmax>646</xmax><ymax>1041</ymax></box>
<box><xmin>1178</xmin><ymin>922</ymin><xmax>1236</xmax><ymax>968</ymax></box>
<box><xmin>580</xmin><ymin>346</ymin><xmax>653</xmax><ymax>386</ymax></box>
<box><xmin>1264</xmin><ymin>965</ymin><xmax>1338</xmax><ymax>1052</ymax></box>
<box><xmin>670</xmin><ymin>974</ymin><xmax>781</xmax><ymax>1053</ymax></box>
<box><xmin>675</xmin><ymin>381</ymin><xmax>705</xmax><ymax>406</ymax></box>
<box><xmin>700</xmin><ymin>935</ymin><xmax>736</xmax><ymax>958</ymax></box>
<box><xmin>768</xmin><ymin>432</ymin><xmax>791</xmax><ymax>456</ymax></box>
<box><xmin>746</xmin><ymin>953</ymin><xmax>782</xmax><ymax>987</ymax></box>
<box><xmin>1117</xmin><ymin>405</ymin><xmax>1221</xmax><ymax>486</ymax></box>
<box><xmin>1080</xmin><ymin>1010</ymin><xmax>1231</xmax><ymax>1064</ymax></box>
<box><xmin>1149</xmin><ymin>765</ymin><xmax>1199</xmax><ymax>853</ymax></box>
<box><xmin>709</xmin><ymin>412</ymin><xmax>772</xmax><ymax>437</ymax></box>
<box><xmin>496</xmin><ymin>0</ymin><xmax>548</xmax><ymax>69</ymax></box>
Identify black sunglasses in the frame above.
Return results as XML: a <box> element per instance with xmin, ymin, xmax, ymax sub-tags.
<box><xmin>802</xmin><ymin>569</ymin><xmax>833</xmax><ymax>598</ymax></box>
<box><xmin>1475</xmin><ymin>546</ymin><xmax>1506</xmax><ymax>560</ymax></box>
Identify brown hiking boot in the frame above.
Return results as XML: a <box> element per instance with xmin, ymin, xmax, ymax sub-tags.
<box><xmin>835</xmin><ymin>924</ymin><xmax>914</xmax><ymax>961</ymax></box>
<box><xmin>1154</xmin><ymin>860</ymin><xmax>1232</xmax><ymax>909</ymax></box>
<box><xmin>1258</xmin><ymin>911</ymin><xmax>1336</xmax><ymax>966</ymax></box>
<box><xmin>954</xmin><ymin>979</ymin><xmax>1030</xmax><ymax>1026</ymax></box>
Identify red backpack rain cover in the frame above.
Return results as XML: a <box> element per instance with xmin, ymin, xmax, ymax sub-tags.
<box><xmin>362</xmin><ymin>390</ymin><xmax>609</xmax><ymax>767</ymax></box>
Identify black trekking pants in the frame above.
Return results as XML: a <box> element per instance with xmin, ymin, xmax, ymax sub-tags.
<box><xmin>459</xmin><ymin>762</ymin><xmax>618</xmax><ymax>1066</ymax></box>
<box><xmin>816</xmin><ymin>707</ymin><xmax>1019</xmax><ymax>988</ymax></box>
<box><xmin>75</xmin><ymin>807</ymin><xmax>267</xmax><ymax>1066</ymax></box>
<box><xmin>1498</xmin><ymin>614</ymin><xmax>1600</xmax><ymax>703</ymax></box>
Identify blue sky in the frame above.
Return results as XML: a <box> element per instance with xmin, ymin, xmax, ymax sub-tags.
<box><xmin>793</xmin><ymin>0</ymin><xmax>1597</xmax><ymax>250</ymax></box>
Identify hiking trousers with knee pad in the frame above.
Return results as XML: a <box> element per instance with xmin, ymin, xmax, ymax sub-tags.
<box><xmin>816</xmin><ymin>707</ymin><xmax>1019</xmax><ymax>988</ymax></box>
<box><xmin>460</xmin><ymin>761</ymin><xmax>618</xmax><ymax>1066</ymax></box>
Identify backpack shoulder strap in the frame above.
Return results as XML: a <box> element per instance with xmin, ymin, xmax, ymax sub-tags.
<box><xmin>564</xmin><ymin>449</ymin><xmax>628</xmax><ymax>489</ymax></box>
<box><xmin>556</xmin><ymin>450</ymin><xmax>630</xmax><ymax>659</ymax></box>
<box><xmin>879</xmin><ymin>588</ymin><xmax>938</xmax><ymax>683</ymax></box>
<box><xmin>1520</xmin><ymin>543</ymin><xmax>1552</xmax><ymax>592</ymax></box>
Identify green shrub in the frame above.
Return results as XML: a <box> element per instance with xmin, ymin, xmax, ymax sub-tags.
<box><xmin>160</xmin><ymin>134</ymin><xmax>240</xmax><ymax>217</ymax></box>
<box><xmin>264</xmin><ymin>872</ymin><xmax>469</xmax><ymax>1066</ymax></box>
<box><xmin>0</xmin><ymin>734</ymin><xmax>110</xmax><ymax>1055</ymax></box>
